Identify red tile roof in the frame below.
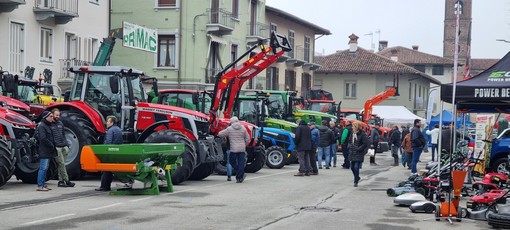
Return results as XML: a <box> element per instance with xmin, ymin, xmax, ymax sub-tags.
<box><xmin>315</xmin><ymin>47</ymin><xmax>441</xmax><ymax>84</ymax></box>
<box><xmin>378</xmin><ymin>46</ymin><xmax>454</xmax><ymax>65</ymax></box>
<box><xmin>470</xmin><ymin>58</ymin><xmax>498</xmax><ymax>71</ymax></box>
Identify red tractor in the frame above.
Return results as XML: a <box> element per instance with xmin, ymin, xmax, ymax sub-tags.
<box><xmin>152</xmin><ymin>32</ymin><xmax>292</xmax><ymax>174</ymax></box>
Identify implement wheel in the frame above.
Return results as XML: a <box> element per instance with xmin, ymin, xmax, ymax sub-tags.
<box><xmin>145</xmin><ymin>130</ymin><xmax>197</xmax><ymax>185</ymax></box>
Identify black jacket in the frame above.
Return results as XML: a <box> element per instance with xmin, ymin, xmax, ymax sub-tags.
<box><xmin>441</xmin><ymin>128</ymin><xmax>470</xmax><ymax>154</ymax></box>
<box><xmin>51</xmin><ymin>120</ymin><xmax>68</xmax><ymax>147</ymax></box>
<box><xmin>389</xmin><ymin>129</ymin><xmax>401</xmax><ymax>146</ymax></box>
<box><xmin>37</xmin><ymin>119</ymin><xmax>57</xmax><ymax>159</ymax></box>
<box><xmin>330</xmin><ymin>126</ymin><xmax>341</xmax><ymax>145</ymax></box>
<box><xmin>411</xmin><ymin>126</ymin><xmax>426</xmax><ymax>148</ymax></box>
<box><xmin>318</xmin><ymin>125</ymin><xmax>334</xmax><ymax>147</ymax></box>
<box><xmin>370</xmin><ymin>127</ymin><xmax>380</xmax><ymax>146</ymax></box>
<box><xmin>294</xmin><ymin>120</ymin><xmax>312</xmax><ymax>151</ymax></box>
<box><xmin>349</xmin><ymin>130</ymin><xmax>368</xmax><ymax>162</ymax></box>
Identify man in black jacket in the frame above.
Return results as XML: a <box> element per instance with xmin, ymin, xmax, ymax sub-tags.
<box><xmin>317</xmin><ymin>120</ymin><xmax>335</xmax><ymax>169</ymax></box>
<box><xmin>410</xmin><ymin>119</ymin><xmax>427</xmax><ymax>175</ymax></box>
<box><xmin>441</xmin><ymin>122</ymin><xmax>470</xmax><ymax>154</ymax></box>
<box><xmin>294</xmin><ymin>119</ymin><xmax>312</xmax><ymax>176</ymax></box>
<box><xmin>389</xmin><ymin>125</ymin><xmax>401</xmax><ymax>166</ymax></box>
<box><xmin>369</xmin><ymin>124</ymin><xmax>381</xmax><ymax>166</ymax></box>
<box><xmin>51</xmin><ymin>109</ymin><xmax>75</xmax><ymax>188</ymax></box>
<box><xmin>36</xmin><ymin>111</ymin><xmax>57</xmax><ymax>191</ymax></box>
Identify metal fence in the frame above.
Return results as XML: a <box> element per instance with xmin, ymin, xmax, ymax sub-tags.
<box><xmin>207</xmin><ymin>8</ymin><xmax>235</xmax><ymax>29</ymax></box>
<box><xmin>59</xmin><ymin>59</ymin><xmax>90</xmax><ymax>79</ymax></box>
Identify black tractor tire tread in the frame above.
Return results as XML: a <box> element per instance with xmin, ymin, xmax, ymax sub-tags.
<box><xmin>145</xmin><ymin>130</ymin><xmax>197</xmax><ymax>185</ymax></box>
<box><xmin>0</xmin><ymin>139</ymin><xmax>14</xmax><ymax>187</ymax></box>
<box><xmin>188</xmin><ymin>162</ymin><xmax>216</xmax><ymax>180</ymax></box>
<box><xmin>245</xmin><ymin>145</ymin><xmax>266</xmax><ymax>173</ymax></box>
<box><xmin>265</xmin><ymin>145</ymin><xmax>287</xmax><ymax>169</ymax></box>
<box><xmin>488</xmin><ymin>213</ymin><xmax>510</xmax><ymax>228</ymax></box>
<box><xmin>60</xmin><ymin>111</ymin><xmax>98</xmax><ymax>180</ymax></box>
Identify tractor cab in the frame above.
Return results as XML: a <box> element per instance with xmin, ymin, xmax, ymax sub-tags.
<box><xmin>157</xmin><ymin>89</ymin><xmax>212</xmax><ymax>114</ymax></box>
<box><xmin>68</xmin><ymin>66</ymin><xmax>145</xmax><ymax>130</ymax></box>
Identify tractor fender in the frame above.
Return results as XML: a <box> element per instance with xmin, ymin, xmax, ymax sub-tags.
<box><xmin>136</xmin><ymin>120</ymin><xmax>195</xmax><ymax>143</ymax></box>
<box><xmin>46</xmin><ymin>101</ymin><xmax>106</xmax><ymax>133</ymax></box>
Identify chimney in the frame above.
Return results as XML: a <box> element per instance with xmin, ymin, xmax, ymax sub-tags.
<box><xmin>348</xmin><ymin>33</ymin><xmax>359</xmax><ymax>53</ymax></box>
<box><xmin>412</xmin><ymin>45</ymin><xmax>419</xmax><ymax>51</ymax></box>
<box><xmin>390</xmin><ymin>49</ymin><xmax>398</xmax><ymax>62</ymax></box>
<box><xmin>378</xmin><ymin>40</ymin><xmax>388</xmax><ymax>51</ymax></box>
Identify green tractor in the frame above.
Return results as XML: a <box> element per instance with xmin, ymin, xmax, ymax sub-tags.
<box><xmin>260</xmin><ymin>90</ymin><xmax>337</xmax><ymax>125</ymax></box>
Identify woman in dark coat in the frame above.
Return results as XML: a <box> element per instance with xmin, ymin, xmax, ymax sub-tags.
<box><xmin>349</xmin><ymin>121</ymin><xmax>369</xmax><ymax>187</ymax></box>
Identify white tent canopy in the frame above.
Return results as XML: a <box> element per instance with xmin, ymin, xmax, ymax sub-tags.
<box><xmin>369</xmin><ymin>106</ymin><xmax>426</xmax><ymax>126</ymax></box>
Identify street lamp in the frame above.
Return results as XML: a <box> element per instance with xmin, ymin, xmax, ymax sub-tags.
<box><xmin>496</xmin><ymin>39</ymin><xmax>510</xmax><ymax>43</ymax></box>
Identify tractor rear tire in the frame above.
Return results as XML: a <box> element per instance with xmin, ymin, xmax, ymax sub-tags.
<box><xmin>265</xmin><ymin>145</ymin><xmax>287</xmax><ymax>169</ymax></box>
<box><xmin>0</xmin><ymin>138</ymin><xmax>14</xmax><ymax>187</ymax></box>
<box><xmin>145</xmin><ymin>130</ymin><xmax>197</xmax><ymax>185</ymax></box>
<box><xmin>245</xmin><ymin>144</ymin><xmax>266</xmax><ymax>173</ymax></box>
<box><xmin>60</xmin><ymin>111</ymin><xmax>98</xmax><ymax>180</ymax></box>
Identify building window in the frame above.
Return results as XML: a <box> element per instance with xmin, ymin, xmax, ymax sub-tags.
<box><xmin>231</xmin><ymin>44</ymin><xmax>238</xmax><ymax>63</ymax></box>
<box><xmin>345</xmin><ymin>80</ymin><xmax>356</xmax><ymax>98</ymax></box>
<box><xmin>304</xmin><ymin>36</ymin><xmax>310</xmax><ymax>62</ymax></box>
<box><xmin>64</xmin><ymin>32</ymin><xmax>77</xmax><ymax>60</ymax></box>
<box><xmin>158</xmin><ymin>35</ymin><xmax>176</xmax><ymax>67</ymax></box>
<box><xmin>40</xmin><ymin>27</ymin><xmax>53</xmax><ymax>63</ymax></box>
<box><xmin>10</xmin><ymin>22</ymin><xmax>24</xmax><ymax>74</ymax></box>
<box><xmin>266</xmin><ymin>67</ymin><xmax>279</xmax><ymax>90</ymax></box>
<box><xmin>270</xmin><ymin>23</ymin><xmax>277</xmax><ymax>33</ymax></box>
<box><xmin>285</xmin><ymin>70</ymin><xmax>296</xmax><ymax>91</ymax></box>
<box><xmin>158</xmin><ymin>0</ymin><xmax>176</xmax><ymax>7</ymax></box>
<box><xmin>288</xmin><ymin>30</ymin><xmax>295</xmax><ymax>58</ymax></box>
<box><xmin>409</xmin><ymin>82</ymin><xmax>412</xmax><ymax>101</ymax></box>
<box><xmin>84</xmin><ymin>37</ymin><xmax>98</xmax><ymax>63</ymax></box>
<box><xmin>232</xmin><ymin>0</ymin><xmax>239</xmax><ymax>19</ymax></box>
<box><xmin>413</xmin><ymin>65</ymin><xmax>426</xmax><ymax>73</ymax></box>
<box><xmin>301</xmin><ymin>73</ymin><xmax>311</xmax><ymax>98</ymax></box>
<box><xmin>432</xmin><ymin>65</ymin><xmax>444</xmax><ymax>75</ymax></box>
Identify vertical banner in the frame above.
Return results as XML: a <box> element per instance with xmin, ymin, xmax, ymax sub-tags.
<box><xmin>426</xmin><ymin>89</ymin><xmax>437</xmax><ymax>124</ymax></box>
<box><xmin>474</xmin><ymin>114</ymin><xmax>495</xmax><ymax>174</ymax></box>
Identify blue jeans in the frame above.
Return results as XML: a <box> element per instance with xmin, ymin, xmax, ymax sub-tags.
<box><xmin>402</xmin><ymin>151</ymin><xmax>407</xmax><ymax>167</ymax></box>
<box><xmin>431</xmin><ymin>144</ymin><xmax>438</xmax><ymax>161</ymax></box>
<box><xmin>317</xmin><ymin>146</ymin><xmax>331</xmax><ymax>168</ymax></box>
<box><xmin>350</xmin><ymin>161</ymin><xmax>361</xmax><ymax>183</ymax></box>
<box><xmin>411</xmin><ymin>147</ymin><xmax>422</xmax><ymax>173</ymax></box>
<box><xmin>391</xmin><ymin>146</ymin><xmax>399</xmax><ymax>163</ymax></box>
<box><xmin>229</xmin><ymin>152</ymin><xmax>246</xmax><ymax>181</ymax></box>
<box><xmin>37</xmin><ymin>159</ymin><xmax>49</xmax><ymax>187</ymax></box>
<box><xmin>330</xmin><ymin>144</ymin><xmax>337</xmax><ymax>166</ymax></box>
<box><xmin>226</xmin><ymin>150</ymin><xmax>232</xmax><ymax>177</ymax></box>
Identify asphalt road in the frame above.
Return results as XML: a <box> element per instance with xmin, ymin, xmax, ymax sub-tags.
<box><xmin>0</xmin><ymin>150</ymin><xmax>493</xmax><ymax>230</ymax></box>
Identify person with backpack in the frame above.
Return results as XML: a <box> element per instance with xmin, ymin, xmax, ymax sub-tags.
<box><xmin>369</xmin><ymin>123</ymin><xmax>381</xmax><ymax>166</ymax></box>
<box><xmin>349</xmin><ymin>121</ymin><xmax>369</xmax><ymax>187</ymax></box>
<box><xmin>340</xmin><ymin>120</ymin><xmax>353</xmax><ymax>169</ymax></box>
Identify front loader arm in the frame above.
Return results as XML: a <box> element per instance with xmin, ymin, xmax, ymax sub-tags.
<box><xmin>209</xmin><ymin>32</ymin><xmax>291</xmax><ymax>127</ymax></box>
<box><xmin>363</xmin><ymin>76</ymin><xmax>399</xmax><ymax>122</ymax></box>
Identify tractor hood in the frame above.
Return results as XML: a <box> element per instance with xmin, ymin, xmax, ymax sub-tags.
<box><xmin>0</xmin><ymin>106</ymin><xmax>35</xmax><ymax>128</ymax></box>
<box><xmin>139</xmin><ymin>102</ymin><xmax>209</xmax><ymax>120</ymax></box>
<box><xmin>0</xmin><ymin>95</ymin><xmax>30</xmax><ymax>113</ymax></box>
<box><xmin>295</xmin><ymin>109</ymin><xmax>337</xmax><ymax>118</ymax></box>
<box><xmin>265</xmin><ymin>118</ymin><xmax>297</xmax><ymax>128</ymax></box>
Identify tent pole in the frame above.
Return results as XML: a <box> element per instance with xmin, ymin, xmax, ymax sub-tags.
<box><xmin>438</xmin><ymin>102</ymin><xmax>443</xmax><ymax>177</ymax></box>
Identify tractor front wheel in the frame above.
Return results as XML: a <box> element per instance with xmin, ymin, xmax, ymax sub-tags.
<box><xmin>0</xmin><ymin>138</ymin><xmax>14</xmax><ymax>187</ymax></box>
<box><xmin>145</xmin><ymin>130</ymin><xmax>197</xmax><ymax>185</ymax></box>
<box><xmin>265</xmin><ymin>145</ymin><xmax>287</xmax><ymax>169</ymax></box>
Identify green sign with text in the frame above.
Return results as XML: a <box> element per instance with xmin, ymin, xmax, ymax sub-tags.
<box><xmin>123</xmin><ymin>21</ymin><xmax>157</xmax><ymax>53</ymax></box>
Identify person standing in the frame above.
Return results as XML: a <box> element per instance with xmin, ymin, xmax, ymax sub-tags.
<box><xmin>329</xmin><ymin>121</ymin><xmax>341</xmax><ymax>167</ymax></box>
<box><xmin>308</xmin><ymin>122</ymin><xmax>320</xmax><ymax>175</ymax></box>
<box><xmin>294</xmin><ymin>119</ymin><xmax>312</xmax><ymax>176</ymax></box>
<box><xmin>402</xmin><ymin>132</ymin><xmax>413</xmax><ymax>169</ymax></box>
<box><xmin>36</xmin><ymin>111</ymin><xmax>57</xmax><ymax>191</ymax></box>
<box><xmin>340</xmin><ymin>120</ymin><xmax>353</xmax><ymax>169</ymax></box>
<box><xmin>440</xmin><ymin>122</ymin><xmax>471</xmax><ymax>154</ymax></box>
<box><xmin>349</xmin><ymin>122</ymin><xmax>369</xmax><ymax>187</ymax></box>
<box><xmin>389</xmin><ymin>125</ymin><xmax>401</xmax><ymax>166</ymax></box>
<box><xmin>410</xmin><ymin>119</ymin><xmax>427</xmax><ymax>175</ymax></box>
<box><xmin>426</xmin><ymin>124</ymin><xmax>440</xmax><ymax>162</ymax></box>
<box><xmin>369</xmin><ymin>123</ymin><xmax>381</xmax><ymax>166</ymax></box>
<box><xmin>50</xmin><ymin>109</ymin><xmax>75</xmax><ymax>188</ymax></box>
<box><xmin>96</xmin><ymin>116</ymin><xmax>123</xmax><ymax>191</ymax></box>
<box><xmin>400</xmin><ymin>125</ymin><xmax>410</xmax><ymax>156</ymax></box>
<box><xmin>218</xmin><ymin>117</ymin><xmax>250</xmax><ymax>183</ymax></box>
<box><xmin>317</xmin><ymin>120</ymin><xmax>334</xmax><ymax>169</ymax></box>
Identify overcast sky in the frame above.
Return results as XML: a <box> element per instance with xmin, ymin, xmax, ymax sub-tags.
<box><xmin>266</xmin><ymin>0</ymin><xmax>510</xmax><ymax>59</ymax></box>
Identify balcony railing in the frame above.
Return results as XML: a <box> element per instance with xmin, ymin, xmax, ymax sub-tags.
<box><xmin>0</xmin><ymin>0</ymin><xmax>25</xmax><ymax>13</ymax></box>
<box><xmin>286</xmin><ymin>47</ymin><xmax>306</xmax><ymax>67</ymax></box>
<box><xmin>246</xmin><ymin>22</ymin><xmax>268</xmax><ymax>44</ymax></box>
<box><xmin>34</xmin><ymin>0</ymin><xmax>78</xmax><ymax>24</ymax></box>
<box><xmin>59</xmin><ymin>59</ymin><xmax>91</xmax><ymax>79</ymax></box>
<box><xmin>206</xmin><ymin>8</ymin><xmax>235</xmax><ymax>35</ymax></box>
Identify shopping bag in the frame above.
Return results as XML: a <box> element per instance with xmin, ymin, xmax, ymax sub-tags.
<box><xmin>367</xmin><ymin>149</ymin><xmax>375</xmax><ymax>157</ymax></box>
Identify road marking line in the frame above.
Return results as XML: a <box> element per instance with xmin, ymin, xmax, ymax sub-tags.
<box><xmin>20</xmin><ymin>213</ymin><xmax>76</xmax><ymax>226</ymax></box>
<box><xmin>129</xmin><ymin>197</ymin><xmax>153</xmax><ymax>202</ymax></box>
<box><xmin>88</xmin><ymin>202</ymin><xmax>124</xmax><ymax>211</ymax></box>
